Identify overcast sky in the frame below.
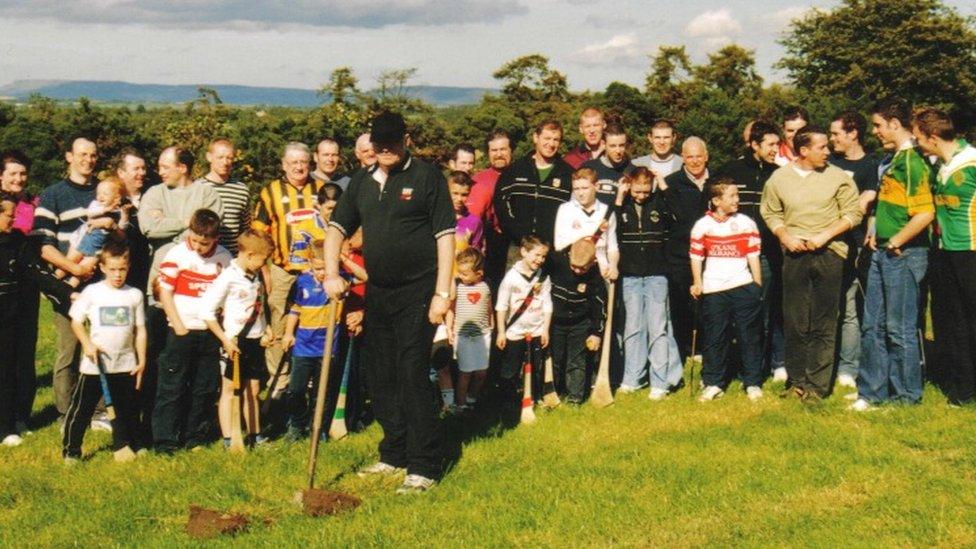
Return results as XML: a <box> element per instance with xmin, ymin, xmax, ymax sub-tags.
<box><xmin>0</xmin><ymin>0</ymin><xmax>972</xmax><ymax>92</ymax></box>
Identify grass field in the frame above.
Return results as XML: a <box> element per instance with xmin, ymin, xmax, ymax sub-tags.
<box><xmin>2</xmin><ymin>302</ymin><xmax>976</xmax><ymax>547</ymax></box>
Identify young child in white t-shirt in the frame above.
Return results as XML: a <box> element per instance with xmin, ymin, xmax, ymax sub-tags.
<box><xmin>495</xmin><ymin>235</ymin><xmax>552</xmax><ymax>415</ymax></box>
<box><xmin>64</xmin><ymin>240</ymin><xmax>146</xmax><ymax>463</ymax></box>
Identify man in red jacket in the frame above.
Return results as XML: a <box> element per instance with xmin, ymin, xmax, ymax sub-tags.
<box><xmin>469</xmin><ymin>130</ymin><xmax>513</xmax><ymax>292</ymax></box>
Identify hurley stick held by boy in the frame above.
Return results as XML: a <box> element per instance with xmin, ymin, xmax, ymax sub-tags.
<box><xmin>200</xmin><ymin>229</ymin><xmax>277</xmax><ymax>448</ymax></box>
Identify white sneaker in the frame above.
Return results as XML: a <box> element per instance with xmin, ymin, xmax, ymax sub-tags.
<box><xmin>844</xmin><ymin>392</ymin><xmax>859</xmax><ymax>401</ymax></box>
<box><xmin>396</xmin><ymin>474</ymin><xmax>436</xmax><ymax>494</ymax></box>
<box><xmin>357</xmin><ymin>461</ymin><xmax>405</xmax><ymax>478</ymax></box>
<box><xmin>617</xmin><ymin>384</ymin><xmax>639</xmax><ymax>394</ymax></box>
<box><xmin>837</xmin><ymin>374</ymin><xmax>857</xmax><ymax>388</ymax></box>
<box><xmin>699</xmin><ymin>385</ymin><xmax>724</xmax><ymax>402</ymax></box>
<box><xmin>746</xmin><ymin>386</ymin><xmax>763</xmax><ymax>401</ymax></box>
<box><xmin>90</xmin><ymin>414</ymin><xmax>113</xmax><ymax>433</ymax></box>
<box><xmin>772</xmin><ymin>367</ymin><xmax>788</xmax><ymax>382</ymax></box>
<box><xmin>648</xmin><ymin>387</ymin><xmax>668</xmax><ymax>401</ymax></box>
<box><xmin>848</xmin><ymin>398</ymin><xmax>875</xmax><ymax>412</ymax></box>
<box><xmin>2</xmin><ymin>434</ymin><xmax>23</xmax><ymax>447</ymax></box>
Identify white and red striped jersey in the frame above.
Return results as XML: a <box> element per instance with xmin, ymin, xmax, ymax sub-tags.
<box><xmin>157</xmin><ymin>239</ymin><xmax>233</xmax><ymax>330</ymax></box>
<box><xmin>690</xmin><ymin>212</ymin><xmax>760</xmax><ymax>294</ymax></box>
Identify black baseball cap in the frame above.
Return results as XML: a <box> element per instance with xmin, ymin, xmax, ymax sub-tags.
<box><xmin>370</xmin><ymin>112</ymin><xmax>407</xmax><ymax>143</ymax></box>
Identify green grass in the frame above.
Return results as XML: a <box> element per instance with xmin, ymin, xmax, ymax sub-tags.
<box><xmin>3</xmin><ymin>302</ymin><xmax>976</xmax><ymax>546</ymax></box>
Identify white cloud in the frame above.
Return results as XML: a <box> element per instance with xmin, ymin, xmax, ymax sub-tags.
<box><xmin>570</xmin><ymin>33</ymin><xmax>643</xmax><ymax>67</ymax></box>
<box><xmin>770</xmin><ymin>6</ymin><xmax>812</xmax><ymax>27</ymax></box>
<box><xmin>685</xmin><ymin>9</ymin><xmax>741</xmax><ymax>38</ymax></box>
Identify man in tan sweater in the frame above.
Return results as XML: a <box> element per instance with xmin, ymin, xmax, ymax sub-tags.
<box><xmin>760</xmin><ymin>126</ymin><xmax>862</xmax><ymax>400</ymax></box>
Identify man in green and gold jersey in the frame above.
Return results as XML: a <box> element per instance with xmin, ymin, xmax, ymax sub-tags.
<box><xmin>914</xmin><ymin>107</ymin><xmax>976</xmax><ymax>406</ymax></box>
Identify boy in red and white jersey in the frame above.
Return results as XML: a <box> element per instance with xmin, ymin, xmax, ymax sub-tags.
<box><xmin>689</xmin><ymin>178</ymin><xmax>764</xmax><ymax>402</ymax></box>
<box><xmin>152</xmin><ymin>209</ymin><xmax>233</xmax><ymax>453</ymax></box>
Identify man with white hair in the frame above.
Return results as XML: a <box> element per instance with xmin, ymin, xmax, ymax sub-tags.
<box><xmin>252</xmin><ymin>142</ymin><xmax>326</xmax><ymax>381</ymax></box>
<box><xmin>661</xmin><ymin>136</ymin><xmax>710</xmax><ymax>366</ymax></box>
<box><xmin>354</xmin><ymin>133</ymin><xmax>377</xmax><ymax>169</ymax></box>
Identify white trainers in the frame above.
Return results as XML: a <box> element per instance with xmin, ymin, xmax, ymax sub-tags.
<box><xmin>848</xmin><ymin>398</ymin><xmax>875</xmax><ymax>412</ymax></box>
<box><xmin>617</xmin><ymin>384</ymin><xmax>639</xmax><ymax>394</ymax></box>
<box><xmin>357</xmin><ymin>461</ymin><xmax>405</xmax><ymax>478</ymax></box>
<box><xmin>90</xmin><ymin>414</ymin><xmax>113</xmax><ymax>433</ymax></box>
<box><xmin>772</xmin><ymin>367</ymin><xmax>788</xmax><ymax>382</ymax></box>
<box><xmin>2</xmin><ymin>434</ymin><xmax>24</xmax><ymax>447</ymax></box>
<box><xmin>746</xmin><ymin>386</ymin><xmax>763</xmax><ymax>401</ymax></box>
<box><xmin>843</xmin><ymin>392</ymin><xmax>859</xmax><ymax>401</ymax></box>
<box><xmin>396</xmin><ymin>474</ymin><xmax>436</xmax><ymax>494</ymax></box>
<box><xmin>648</xmin><ymin>387</ymin><xmax>668</xmax><ymax>401</ymax></box>
<box><xmin>699</xmin><ymin>385</ymin><xmax>724</xmax><ymax>402</ymax></box>
<box><xmin>837</xmin><ymin>374</ymin><xmax>857</xmax><ymax>388</ymax></box>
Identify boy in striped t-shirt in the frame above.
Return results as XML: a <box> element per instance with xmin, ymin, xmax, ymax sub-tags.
<box><xmin>152</xmin><ymin>209</ymin><xmax>233</xmax><ymax>453</ymax></box>
<box><xmin>690</xmin><ymin>178</ymin><xmax>764</xmax><ymax>402</ymax></box>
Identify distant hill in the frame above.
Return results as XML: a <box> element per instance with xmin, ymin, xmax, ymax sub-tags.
<box><xmin>0</xmin><ymin>80</ymin><xmax>494</xmax><ymax>107</ymax></box>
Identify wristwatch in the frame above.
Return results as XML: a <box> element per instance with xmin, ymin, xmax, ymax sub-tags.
<box><xmin>435</xmin><ymin>291</ymin><xmax>450</xmax><ymax>300</ymax></box>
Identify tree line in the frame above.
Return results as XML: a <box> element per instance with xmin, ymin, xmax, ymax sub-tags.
<box><xmin>1</xmin><ymin>0</ymin><xmax>974</xmax><ymax>192</ymax></box>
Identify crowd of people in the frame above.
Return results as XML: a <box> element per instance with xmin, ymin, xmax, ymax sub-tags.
<box><xmin>0</xmin><ymin>101</ymin><xmax>974</xmax><ymax>495</ymax></box>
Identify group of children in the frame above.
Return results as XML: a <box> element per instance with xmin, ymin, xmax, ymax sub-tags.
<box><xmin>61</xmin><ymin>181</ymin><xmax>367</xmax><ymax>461</ymax></box>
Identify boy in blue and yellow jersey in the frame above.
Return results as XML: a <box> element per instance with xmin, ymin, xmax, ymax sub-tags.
<box><xmin>280</xmin><ymin>239</ymin><xmax>341</xmax><ymax>440</ymax></box>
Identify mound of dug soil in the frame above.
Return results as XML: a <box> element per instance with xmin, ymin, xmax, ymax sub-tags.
<box><xmin>301</xmin><ymin>489</ymin><xmax>362</xmax><ymax>517</ymax></box>
<box><xmin>185</xmin><ymin>505</ymin><xmax>249</xmax><ymax>539</ymax></box>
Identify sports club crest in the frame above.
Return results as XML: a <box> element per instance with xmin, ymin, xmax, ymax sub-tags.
<box><xmin>553</xmin><ymin>178</ymin><xmax>561</xmax><ymax>188</ymax></box>
<box><xmin>400</xmin><ymin>187</ymin><xmax>414</xmax><ymax>201</ymax></box>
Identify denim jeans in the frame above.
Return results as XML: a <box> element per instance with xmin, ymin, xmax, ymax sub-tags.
<box><xmin>837</xmin><ymin>276</ymin><xmax>862</xmax><ymax>379</ymax></box>
<box><xmin>700</xmin><ymin>283</ymin><xmax>764</xmax><ymax>388</ymax></box>
<box><xmin>858</xmin><ymin>248</ymin><xmax>927</xmax><ymax>403</ymax></box>
<box><xmin>620</xmin><ymin>276</ymin><xmax>682</xmax><ymax>390</ymax></box>
<box><xmin>759</xmin><ymin>255</ymin><xmax>784</xmax><ymax>373</ymax></box>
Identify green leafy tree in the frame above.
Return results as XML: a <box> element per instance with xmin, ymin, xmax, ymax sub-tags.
<box><xmin>778</xmin><ymin>0</ymin><xmax>976</xmax><ymax>128</ymax></box>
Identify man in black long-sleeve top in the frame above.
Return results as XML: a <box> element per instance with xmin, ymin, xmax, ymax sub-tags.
<box><xmin>661</xmin><ymin>137</ymin><xmax>710</xmax><ymax>363</ymax></box>
<box><xmin>493</xmin><ymin>120</ymin><xmax>573</xmax><ymax>262</ymax></box>
<box><xmin>716</xmin><ymin>121</ymin><xmax>784</xmax><ymax>378</ymax></box>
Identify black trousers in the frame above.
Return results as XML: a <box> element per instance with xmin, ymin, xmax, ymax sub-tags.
<box><xmin>138</xmin><ymin>305</ymin><xmax>168</xmax><ymax>447</ymax></box>
<box><xmin>62</xmin><ymin>373</ymin><xmax>138</xmax><ymax>458</ymax></box>
<box><xmin>550</xmin><ymin>319</ymin><xmax>592</xmax><ymax>402</ymax></box>
<box><xmin>152</xmin><ymin>329</ymin><xmax>220</xmax><ymax>452</ymax></box>
<box><xmin>700</xmin><ymin>283</ymin><xmax>764</xmax><ymax>388</ymax></box>
<box><xmin>499</xmin><ymin>336</ymin><xmax>544</xmax><ymax>393</ymax></box>
<box><xmin>14</xmin><ymin>284</ymin><xmax>38</xmax><ymax>425</ymax></box>
<box><xmin>930</xmin><ymin>249</ymin><xmax>976</xmax><ymax>404</ymax></box>
<box><xmin>782</xmin><ymin>251</ymin><xmax>844</xmax><ymax>397</ymax></box>
<box><xmin>667</xmin><ymin>267</ymin><xmax>695</xmax><ymax>363</ymax></box>
<box><xmin>364</xmin><ymin>280</ymin><xmax>441</xmax><ymax>479</ymax></box>
<box><xmin>0</xmin><ymin>299</ymin><xmax>17</xmax><ymax>436</ymax></box>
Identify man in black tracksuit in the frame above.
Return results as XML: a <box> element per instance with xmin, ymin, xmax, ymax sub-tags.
<box><xmin>662</xmin><ymin>137</ymin><xmax>710</xmax><ymax>363</ymax></box>
<box><xmin>716</xmin><ymin>121</ymin><xmax>783</xmax><ymax>376</ymax></box>
<box><xmin>548</xmin><ymin>241</ymin><xmax>607</xmax><ymax>404</ymax></box>
<box><xmin>494</xmin><ymin>120</ymin><xmax>573</xmax><ymax>258</ymax></box>
<box><xmin>325</xmin><ymin>112</ymin><xmax>456</xmax><ymax>494</ymax></box>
